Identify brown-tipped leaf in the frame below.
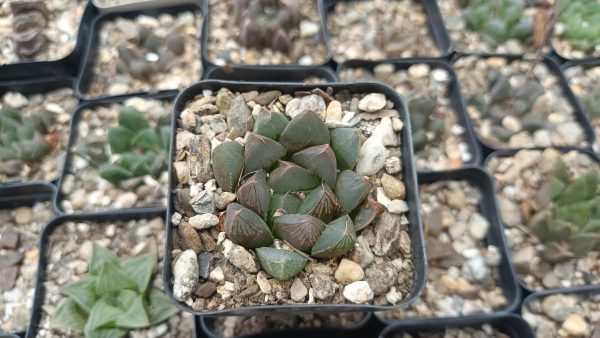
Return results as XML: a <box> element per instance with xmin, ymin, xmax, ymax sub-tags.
<box><xmin>212</xmin><ymin>140</ymin><xmax>244</xmax><ymax>192</ymax></box>
<box><xmin>224</xmin><ymin>203</ymin><xmax>273</xmax><ymax>248</ymax></box>
<box><xmin>353</xmin><ymin>197</ymin><xmax>385</xmax><ymax>231</ymax></box>
<box><xmin>253</xmin><ymin>110</ymin><xmax>289</xmax><ymax>140</ymax></box>
<box><xmin>279</xmin><ymin>110</ymin><xmax>329</xmax><ymax>153</ymax></box>
<box><xmin>236</xmin><ymin>170</ymin><xmax>272</xmax><ymax>219</ymax></box>
<box><xmin>267</xmin><ymin>194</ymin><xmax>302</xmax><ymax>226</ymax></box>
<box><xmin>311</xmin><ymin>215</ymin><xmax>357</xmax><ymax>258</ymax></box>
<box><xmin>273</xmin><ymin>214</ymin><xmax>326</xmax><ymax>251</ymax></box>
<box><xmin>330</xmin><ymin>128</ymin><xmax>360</xmax><ymax>170</ymax></box>
<box><xmin>256</xmin><ymin>247</ymin><xmax>307</xmax><ymax>280</ymax></box>
<box><xmin>334</xmin><ymin>170</ymin><xmax>373</xmax><ymax>215</ymax></box>
<box><xmin>298</xmin><ymin>184</ymin><xmax>339</xmax><ymax>223</ymax></box>
<box><xmin>268</xmin><ymin>161</ymin><xmax>320</xmax><ymax>193</ymax></box>
<box><xmin>244</xmin><ymin>133</ymin><xmax>286</xmax><ymax>173</ymax></box>
<box><xmin>290</xmin><ymin>144</ymin><xmax>337</xmax><ymax>187</ymax></box>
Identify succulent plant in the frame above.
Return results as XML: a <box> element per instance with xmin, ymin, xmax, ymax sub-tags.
<box><xmin>115</xmin><ymin>24</ymin><xmax>186</xmax><ymax>81</ymax></box>
<box><xmin>459</xmin><ymin>0</ymin><xmax>533</xmax><ymax>48</ymax></box>
<box><xmin>51</xmin><ymin>244</ymin><xmax>178</xmax><ymax>337</ymax></box>
<box><xmin>213</xmin><ymin>110</ymin><xmax>381</xmax><ymax>280</ymax></box>
<box><xmin>409</xmin><ymin>97</ymin><xmax>445</xmax><ymax>152</ymax></box>
<box><xmin>528</xmin><ymin>157</ymin><xmax>600</xmax><ymax>262</ymax></box>
<box><xmin>77</xmin><ymin>106</ymin><xmax>170</xmax><ymax>184</ymax></box>
<box><xmin>556</xmin><ymin>0</ymin><xmax>600</xmax><ymax>53</ymax></box>
<box><xmin>0</xmin><ymin>104</ymin><xmax>56</xmax><ymax>162</ymax></box>
<box><xmin>235</xmin><ymin>0</ymin><xmax>301</xmax><ymax>54</ymax></box>
<box><xmin>9</xmin><ymin>0</ymin><xmax>49</xmax><ymax>59</ymax></box>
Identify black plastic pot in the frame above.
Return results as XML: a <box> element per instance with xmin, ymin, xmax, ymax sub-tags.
<box><xmin>320</xmin><ymin>0</ymin><xmax>452</xmax><ymax>66</ymax></box>
<box><xmin>199</xmin><ymin>312</ymin><xmax>374</xmax><ymax>338</ymax></box>
<box><xmin>521</xmin><ymin>285</ymin><xmax>600</xmax><ymax>336</ymax></box>
<box><xmin>164</xmin><ymin>80</ymin><xmax>427</xmax><ymax>316</ymax></box>
<box><xmin>0</xmin><ymin>1</ymin><xmax>96</xmax><ymax>81</ymax></box>
<box><xmin>0</xmin><ymin>334</ymin><xmax>21</xmax><ymax>338</ymax></box>
<box><xmin>484</xmin><ymin>147</ymin><xmax>600</xmax><ymax>295</ymax></box>
<box><xmin>53</xmin><ymin>91</ymin><xmax>178</xmax><ymax>213</ymax></box>
<box><xmin>453</xmin><ymin>54</ymin><xmax>596</xmax><ymax>159</ymax></box>
<box><xmin>376</xmin><ymin>167</ymin><xmax>521</xmax><ymax>325</ymax></box>
<box><xmin>201</xmin><ymin>0</ymin><xmax>332</xmax><ymax>69</ymax></box>
<box><xmin>0</xmin><ymin>183</ymin><xmax>55</xmax><ymax>338</ymax></box>
<box><xmin>76</xmin><ymin>3</ymin><xmax>204</xmax><ymax>101</ymax></box>
<box><xmin>25</xmin><ymin>207</ymin><xmax>166</xmax><ymax>338</ymax></box>
<box><xmin>204</xmin><ymin>65</ymin><xmax>339</xmax><ymax>82</ymax></box>
<box><xmin>0</xmin><ymin>76</ymin><xmax>77</xmax><ymax>188</ymax></box>
<box><xmin>378</xmin><ymin>313</ymin><xmax>534</xmax><ymax>338</ymax></box>
<box><xmin>337</xmin><ymin>58</ymin><xmax>482</xmax><ymax>170</ymax></box>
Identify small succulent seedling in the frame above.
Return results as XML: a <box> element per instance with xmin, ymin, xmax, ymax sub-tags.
<box><xmin>409</xmin><ymin>97</ymin><xmax>445</xmax><ymax>152</ymax></box>
<box><xmin>528</xmin><ymin>157</ymin><xmax>600</xmax><ymax>262</ymax></box>
<box><xmin>213</xmin><ymin>110</ymin><xmax>383</xmax><ymax>280</ymax></box>
<box><xmin>459</xmin><ymin>0</ymin><xmax>533</xmax><ymax>48</ymax></box>
<box><xmin>10</xmin><ymin>0</ymin><xmax>48</xmax><ymax>59</ymax></box>
<box><xmin>556</xmin><ymin>0</ymin><xmax>600</xmax><ymax>54</ymax></box>
<box><xmin>51</xmin><ymin>245</ymin><xmax>178</xmax><ymax>337</ymax></box>
<box><xmin>235</xmin><ymin>0</ymin><xmax>301</xmax><ymax>54</ymax></box>
<box><xmin>0</xmin><ymin>104</ymin><xmax>56</xmax><ymax>162</ymax></box>
<box><xmin>77</xmin><ymin>106</ymin><xmax>170</xmax><ymax>184</ymax></box>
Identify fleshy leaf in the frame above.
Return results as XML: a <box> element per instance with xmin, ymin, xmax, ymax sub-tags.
<box><xmin>334</xmin><ymin>170</ymin><xmax>373</xmax><ymax>215</ymax></box>
<box><xmin>108</xmin><ymin>126</ymin><xmax>132</xmax><ymax>154</ymax></box>
<box><xmin>64</xmin><ymin>276</ymin><xmax>98</xmax><ymax>313</ymax></box>
<box><xmin>273</xmin><ymin>214</ymin><xmax>326</xmax><ymax>251</ymax></box>
<box><xmin>160</xmin><ymin>125</ymin><xmax>171</xmax><ymax>152</ymax></box>
<box><xmin>267</xmin><ymin>161</ymin><xmax>320</xmax><ymax>194</ymax></box>
<box><xmin>267</xmin><ymin>193</ymin><xmax>302</xmax><ymax>225</ymax></box>
<box><xmin>253</xmin><ymin>110</ymin><xmax>289</xmax><ymax>140</ymax></box>
<box><xmin>569</xmin><ymin>233</ymin><xmax>600</xmax><ymax>258</ymax></box>
<box><xmin>330</xmin><ymin>128</ymin><xmax>360</xmax><ymax>170</ymax></box>
<box><xmin>551</xmin><ymin>157</ymin><xmax>570</xmax><ymax>184</ymax></box>
<box><xmin>255</xmin><ymin>247</ymin><xmax>308</xmax><ymax>280</ymax></box>
<box><xmin>119</xmin><ymin>106</ymin><xmax>148</xmax><ymax>130</ymax></box>
<box><xmin>353</xmin><ymin>197</ymin><xmax>385</xmax><ymax>231</ymax></box>
<box><xmin>212</xmin><ymin>140</ymin><xmax>245</xmax><ymax>192</ymax></box>
<box><xmin>279</xmin><ymin>110</ymin><xmax>329</xmax><ymax>153</ymax></box>
<box><xmin>297</xmin><ymin>184</ymin><xmax>339</xmax><ymax>223</ymax></box>
<box><xmin>99</xmin><ymin>163</ymin><xmax>133</xmax><ymax>184</ymax></box>
<box><xmin>50</xmin><ymin>298</ymin><xmax>87</xmax><ymax>332</ymax></box>
<box><xmin>120</xmin><ymin>253</ymin><xmax>155</xmax><ymax>293</ymax></box>
<box><xmin>236</xmin><ymin>170</ymin><xmax>272</xmax><ymax>219</ymax></box>
<box><xmin>147</xmin><ymin>289</ymin><xmax>179</xmax><ymax>325</ymax></box>
<box><xmin>114</xmin><ymin>296</ymin><xmax>150</xmax><ymax>329</ymax></box>
<box><xmin>103</xmin><ymin>289</ymin><xmax>137</xmax><ymax>311</ymax></box>
<box><xmin>95</xmin><ymin>261</ymin><xmax>138</xmax><ymax>295</ymax></box>
<box><xmin>555</xmin><ymin>170</ymin><xmax>599</xmax><ymax>205</ymax></box>
<box><xmin>90</xmin><ymin>245</ymin><xmax>119</xmax><ymax>276</ymax></box>
<box><xmin>290</xmin><ymin>144</ymin><xmax>337</xmax><ymax>187</ymax></box>
<box><xmin>555</xmin><ymin>201</ymin><xmax>595</xmax><ymax>227</ymax></box>
<box><xmin>243</xmin><ymin>133</ymin><xmax>286</xmax><ymax>173</ymax></box>
<box><xmin>86</xmin><ymin>298</ymin><xmax>125</xmax><ymax>330</ymax></box>
<box><xmin>131</xmin><ymin>128</ymin><xmax>161</xmax><ymax>151</ymax></box>
<box><xmin>311</xmin><ymin>215</ymin><xmax>357</xmax><ymax>258</ymax></box>
<box><xmin>225</xmin><ymin>203</ymin><xmax>274</xmax><ymax>248</ymax></box>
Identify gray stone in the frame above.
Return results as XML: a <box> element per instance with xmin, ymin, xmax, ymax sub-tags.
<box><xmin>372</xmin><ymin>211</ymin><xmax>401</xmax><ymax>256</ymax></box>
<box><xmin>254</xmin><ymin>90</ymin><xmax>281</xmax><ymax>105</ymax></box>
<box><xmin>173</xmin><ymin>250</ymin><xmax>199</xmax><ymax>301</ymax></box>
<box><xmin>356</xmin><ymin>137</ymin><xmax>386</xmax><ymax>176</ymax></box>
<box><xmin>365</xmin><ymin>263</ymin><xmax>397</xmax><ymax>295</ymax></box>
<box><xmin>498</xmin><ymin>196</ymin><xmax>522</xmax><ymax>227</ymax></box>
<box><xmin>343</xmin><ymin>281</ymin><xmax>374</xmax><ymax>304</ymax></box>
<box><xmin>189</xmin><ymin>214</ymin><xmax>219</xmax><ymax>230</ymax></box>
<box><xmin>372</xmin><ymin>117</ymin><xmax>398</xmax><ymax>146</ymax></box>
<box><xmin>198</xmin><ymin>252</ymin><xmax>213</xmax><ymax>279</ymax></box>
<box><xmin>188</xmin><ymin>135</ymin><xmax>212</xmax><ymax>183</ymax></box>
<box><xmin>222</xmin><ymin>239</ymin><xmax>259</xmax><ymax>273</ymax></box>
<box><xmin>542</xmin><ymin>294</ymin><xmax>578</xmax><ymax>321</ymax></box>
<box><xmin>461</xmin><ymin>249</ymin><xmax>489</xmax><ymax>282</ymax></box>
<box><xmin>227</xmin><ymin>95</ymin><xmax>252</xmax><ymax>136</ymax></box>
<box><xmin>309</xmin><ymin>273</ymin><xmax>337</xmax><ymax>300</ymax></box>
<box><xmin>384</xmin><ymin>156</ymin><xmax>402</xmax><ymax>174</ymax></box>
<box><xmin>216</xmin><ymin>92</ymin><xmax>232</xmax><ymax>116</ymax></box>
<box><xmin>190</xmin><ymin>191</ymin><xmax>215</xmax><ymax>214</ymax></box>
<box><xmin>195</xmin><ymin>282</ymin><xmax>217</xmax><ymax>298</ymax></box>
<box><xmin>290</xmin><ymin>278</ymin><xmax>308</xmax><ymax>302</ymax></box>
<box><xmin>285</xmin><ymin>94</ymin><xmax>326</xmax><ymax>119</ymax></box>
<box><xmin>215</xmin><ymin>192</ymin><xmax>237</xmax><ymax>209</ymax></box>
<box><xmin>512</xmin><ymin>246</ymin><xmax>535</xmax><ymax>273</ymax></box>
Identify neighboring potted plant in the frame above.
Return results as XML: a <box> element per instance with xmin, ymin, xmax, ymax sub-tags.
<box><xmin>486</xmin><ymin>148</ymin><xmax>600</xmax><ymax>291</ymax></box>
<box><xmin>551</xmin><ymin>0</ymin><xmax>600</xmax><ymax>60</ymax></box>
<box><xmin>455</xmin><ymin>55</ymin><xmax>590</xmax><ymax>150</ymax></box>
<box><xmin>205</xmin><ymin>0</ymin><xmax>328</xmax><ymax>66</ymax></box>
<box><xmin>57</xmin><ymin>97</ymin><xmax>171</xmax><ymax>213</ymax></box>
<box><xmin>339</xmin><ymin>61</ymin><xmax>478</xmax><ymax>171</ymax></box>
<box><xmin>325</xmin><ymin>0</ymin><xmax>447</xmax><ymax>62</ymax></box>
<box><xmin>167</xmin><ymin>81</ymin><xmax>425</xmax><ymax>315</ymax></box>
<box><xmin>79</xmin><ymin>5</ymin><xmax>202</xmax><ymax>99</ymax></box>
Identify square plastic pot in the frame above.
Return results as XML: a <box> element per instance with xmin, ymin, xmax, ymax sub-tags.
<box><xmin>163</xmin><ymin>80</ymin><xmax>427</xmax><ymax>316</ymax></box>
<box><xmin>76</xmin><ymin>3</ymin><xmax>204</xmax><ymax>101</ymax></box>
<box><xmin>337</xmin><ymin>58</ymin><xmax>482</xmax><ymax>170</ymax></box>
<box><xmin>204</xmin><ymin>65</ymin><xmax>339</xmax><ymax>82</ymax></box>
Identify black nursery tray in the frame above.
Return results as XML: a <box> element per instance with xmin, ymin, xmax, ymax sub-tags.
<box><xmin>164</xmin><ymin>80</ymin><xmax>427</xmax><ymax>316</ymax></box>
<box><xmin>204</xmin><ymin>65</ymin><xmax>339</xmax><ymax>83</ymax></box>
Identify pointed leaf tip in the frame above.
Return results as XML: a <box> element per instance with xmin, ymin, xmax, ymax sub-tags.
<box><xmin>298</xmin><ymin>184</ymin><xmax>339</xmax><ymax>223</ymax></box>
<box><xmin>212</xmin><ymin>140</ymin><xmax>244</xmax><ymax>192</ymax></box>
<box><xmin>225</xmin><ymin>203</ymin><xmax>273</xmax><ymax>248</ymax></box>
<box><xmin>244</xmin><ymin>133</ymin><xmax>286</xmax><ymax>173</ymax></box>
<box><xmin>291</xmin><ymin>144</ymin><xmax>337</xmax><ymax>187</ymax></box>
<box><xmin>335</xmin><ymin>170</ymin><xmax>373</xmax><ymax>215</ymax></box>
<box><xmin>330</xmin><ymin>128</ymin><xmax>360</xmax><ymax>170</ymax></box>
<box><xmin>256</xmin><ymin>247</ymin><xmax>307</xmax><ymax>280</ymax></box>
<box><xmin>279</xmin><ymin>110</ymin><xmax>329</xmax><ymax>153</ymax></box>
<box><xmin>253</xmin><ymin>110</ymin><xmax>289</xmax><ymax>140</ymax></box>
<box><xmin>237</xmin><ymin>170</ymin><xmax>272</xmax><ymax>219</ymax></box>
<box><xmin>311</xmin><ymin>215</ymin><xmax>357</xmax><ymax>258</ymax></box>
<box><xmin>273</xmin><ymin>214</ymin><xmax>326</xmax><ymax>251</ymax></box>
<box><xmin>268</xmin><ymin>161</ymin><xmax>320</xmax><ymax>194</ymax></box>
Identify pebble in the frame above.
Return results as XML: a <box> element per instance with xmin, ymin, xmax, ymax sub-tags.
<box><xmin>310</xmin><ymin>273</ymin><xmax>337</xmax><ymax>300</ymax></box>
<box><xmin>374</xmin><ymin>63</ymin><xmax>395</xmax><ymax>81</ymax></box>
<box><xmin>177</xmin><ymin>222</ymin><xmax>202</xmax><ymax>254</ymax></box>
<box><xmin>372</xmin><ymin>211</ymin><xmax>401</xmax><ymax>256</ymax></box>
<box><xmin>222</xmin><ymin>239</ymin><xmax>259</xmax><ymax>273</ymax></box>
<box><xmin>285</xmin><ymin>94</ymin><xmax>326</xmax><ymax>120</ymax></box>
<box><xmin>290</xmin><ymin>278</ymin><xmax>308</xmax><ymax>302</ymax></box>
<box><xmin>446</xmin><ymin>190</ymin><xmax>466</xmax><ymax>209</ymax></box>
<box><xmin>256</xmin><ymin>271</ymin><xmax>272</xmax><ymax>294</ymax></box>
<box><xmin>497</xmin><ymin>197</ymin><xmax>521</xmax><ymax>227</ymax></box>
<box><xmin>189</xmin><ymin>214</ymin><xmax>219</xmax><ymax>230</ymax></box>
<box><xmin>501</xmin><ymin>116</ymin><xmax>521</xmax><ymax>133</ymax></box>
<box><xmin>408</xmin><ymin>64</ymin><xmax>430</xmax><ymax>78</ymax></box>
<box><xmin>173</xmin><ymin>162</ymin><xmax>190</xmax><ymax>184</ymax></box>
<box><xmin>198</xmin><ymin>252</ymin><xmax>213</xmax><ymax>279</ymax></box>
<box><xmin>358</xmin><ymin>93</ymin><xmax>386</xmax><ymax>112</ymax></box>
<box><xmin>381</xmin><ymin>173</ymin><xmax>406</xmax><ymax>199</ymax></box>
<box><xmin>461</xmin><ymin>249</ymin><xmax>489</xmax><ymax>282</ymax></box>
<box><xmin>14</xmin><ymin>207</ymin><xmax>33</xmax><ymax>225</ymax></box>
<box><xmin>190</xmin><ymin>191</ymin><xmax>215</xmax><ymax>214</ymax></box>
<box><xmin>326</xmin><ymin>100</ymin><xmax>344</xmax><ymax>122</ymax></box>
<box><xmin>398</xmin><ymin>231</ymin><xmax>411</xmax><ymax>256</ymax></box>
<box><xmin>561</xmin><ymin>314</ymin><xmax>588</xmax><ymax>336</ymax></box>
<box><xmin>385</xmin><ymin>286</ymin><xmax>403</xmax><ymax>305</ymax></box>
<box><xmin>371</xmin><ymin>117</ymin><xmax>399</xmax><ymax>146</ymax></box>
<box><xmin>299</xmin><ymin>20</ymin><xmax>319</xmax><ymax>38</ymax></box>
<box><xmin>384</xmin><ymin>156</ymin><xmax>402</xmax><ymax>174</ymax></box>
<box><xmin>541</xmin><ymin>294</ymin><xmax>578</xmax><ymax>321</ymax></box>
<box><xmin>173</xmin><ymin>250</ymin><xmax>199</xmax><ymax>301</ymax></box>
<box><xmin>209</xmin><ymin>266</ymin><xmax>225</xmax><ymax>282</ymax></box>
<box><xmin>365</xmin><ymin>263</ymin><xmax>397</xmax><ymax>295</ymax></box>
<box><xmin>195</xmin><ymin>282</ymin><xmax>217</xmax><ymax>298</ymax></box>
<box><xmin>334</xmin><ymin>259</ymin><xmax>364</xmax><ymax>283</ymax></box>
<box><xmin>512</xmin><ymin>246</ymin><xmax>535</xmax><ymax>273</ymax></box>
<box><xmin>227</xmin><ymin>96</ymin><xmax>252</xmax><ymax>136</ymax></box>
<box><xmin>343</xmin><ymin>281</ymin><xmax>374</xmax><ymax>304</ymax></box>
<box><xmin>556</xmin><ymin>121</ymin><xmax>584</xmax><ymax>145</ymax></box>
<box><xmin>467</xmin><ymin>213</ymin><xmax>489</xmax><ymax>240</ymax></box>
<box><xmin>217</xmin><ymin>281</ymin><xmax>235</xmax><ymax>300</ymax></box>
<box><xmin>356</xmin><ymin>137</ymin><xmax>386</xmax><ymax>176</ymax></box>
<box><xmin>215</xmin><ymin>192</ymin><xmax>237</xmax><ymax>209</ymax></box>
